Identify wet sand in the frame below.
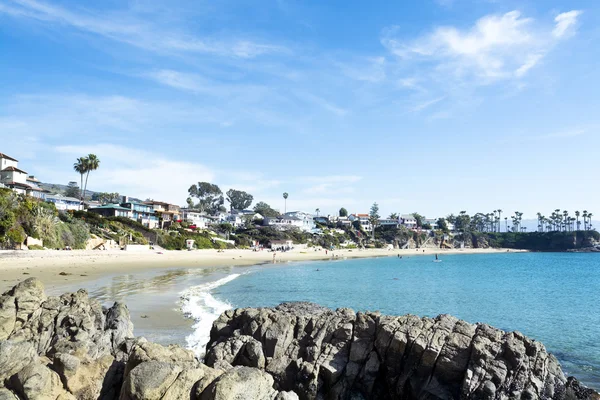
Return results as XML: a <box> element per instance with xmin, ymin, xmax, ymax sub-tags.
<box><xmin>0</xmin><ymin>247</ymin><xmax>521</xmax><ymax>292</ymax></box>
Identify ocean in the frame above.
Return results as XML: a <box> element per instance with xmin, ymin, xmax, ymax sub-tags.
<box><xmin>185</xmin><ymin>252</ymin><xmax>600</xmax><ymax>389</ymax></box>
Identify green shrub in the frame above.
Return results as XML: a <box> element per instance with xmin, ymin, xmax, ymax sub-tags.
<box><xmin>28</xmin><ymin>244</ymin><xmax>44</xmax><ymax>250</ymax></box>
<box><xmin>6</xmin><ymin>226</ymin><xmax>25</xmax><ymax>247</ymax></box>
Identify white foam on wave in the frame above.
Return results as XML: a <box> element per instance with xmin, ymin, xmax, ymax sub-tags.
<box><xmin>179</xmin><ymin>273</ymin><xmax>240</xmax><ymax>359</ymax></box>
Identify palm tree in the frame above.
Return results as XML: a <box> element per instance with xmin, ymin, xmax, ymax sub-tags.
<box><xmin>82</xmin><ymin>154</ymin><xmax>100</xmax><ymax>204</ymax></box>
<box><xmin>73</xmin><ymin>157</ymin><xmax>87</xmax><ymax>201</ymax></box>
<box><xmin>389</xmin><ymin>213</ymin><xmax>399</xmax><ymax>220</ymax></box>
<box><xmin>575</xmin><ymin>211</ymin><xmax>581</xmax><ymax>231</ymax></box>
<box><xmin>282</xmin><ymin>192</ymin><xmax>288</xmax><ymax>214</ymax></box>
<box><xmin>315</xmin><ymin>208</ymin><xmax>320</xmax><ymax>217</ymax></box>
<box><xmin>588</xmin><ymin>213</ymin><xmax>593</xmax><ymax>230</ymax></box>
<box><xmin>504</xmin><ymin>217</ymin><xmax>508</xmax><ymax>232</ymax></box>
<box><xmin>497</xmin><ymin>209</ymin><xmax>502</xmax><ymax>232</ymax></box>
<box><xmin>583</xmin><ymin>210</ymin><xmax>588</xmax><ymax>230</ymax></box>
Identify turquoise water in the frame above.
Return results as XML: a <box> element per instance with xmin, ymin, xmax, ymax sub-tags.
<box><xmin>212</xmin><ymin>252</ymin><xmax>600</xmax><ymax>389</ymax></box>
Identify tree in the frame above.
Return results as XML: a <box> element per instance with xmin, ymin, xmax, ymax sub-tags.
<box><xmin>388</xmin><ymin>213</ymin><xmax>398</xmax><ymax>220</ymax></box>
<box><xmin>253</xmin><ymin>201</ymin><xmax>279</xmax><ymax>218</ymax></box>
<box><xmin>64</xmin><ymin>182</ymin><xmax>80</xmax><ymax>198</ymax></box>
<box><xmin>369</xmin><ymin>202</ymin><xmax>380</xmax><ymax>240</ymax></box>
<box><xmin>218</xmin><ymin>223</ymin><xmax>234</xmax><ymax>240</ymax></box>
<box><xmin>188</xmin><ymin>182</ymin><xmax>224</xmax><ymax>215</ymax></box>
<box><xmin>73</xmin><ymin>158</ymin><xmax>87</xmax><ymax>201</ymax></box>
<box><xmin>315</xmin><ymin>208</ymin><xmax>320</xmax><ymax>217</ymax></box>
<box><xmin>497</xmin><ymin>209</ymin><xmax>503</xmax><ymax>232</ymax></box>
<box><xmin>82</xmin><ymin>154</ymin><xmax>100</xmax><ymax>203</ymax></box>
<box><xmin>575</xmin><ymin>211</ymin><xmax>581</xmax><ymax>231</ymax></box>
<box><xmin>95</xmin><ymin>192</ymin><xmax>120</xmax><ymax>204</ymax></box>
<box><xmin>436</xmin><ymin>218</ymin><xmax>449</xmax><ymax>233</ymax></box>
<box><xmin>225</xmin><ymin>189</ymin><xmax>253</xmax><ymax>211</ymax></box>
<box><xmin>412</xmin><ymin>212</ymin><xmax>424</xmax><ymax>228</ymax></box>
<box><xmin>339</xmin><ymin>207</ymin><xmax>348</xmax><ymax>217</ymax></box>
<box><xmin>283</xmin><ymin>192</ymin><xmax>289</xmax><ymax>214</ymax></box>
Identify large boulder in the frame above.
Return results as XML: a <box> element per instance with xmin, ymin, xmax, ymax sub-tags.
<box><xmin>199</xmin><ymin>367</ymin><xmax>298</xmax><ymax>400</ymax></box>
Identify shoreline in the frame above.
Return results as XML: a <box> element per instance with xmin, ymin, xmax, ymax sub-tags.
<box><xmin>0</xmin><ymin>247</ymin><xmax>525</xmax><ymax>292</ymax></box>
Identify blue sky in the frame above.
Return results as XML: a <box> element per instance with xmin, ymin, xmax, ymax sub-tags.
<box><xmin>1</xmin><ymin>0</ymin><xmax>598</xmax><ymax>219</ymax></box>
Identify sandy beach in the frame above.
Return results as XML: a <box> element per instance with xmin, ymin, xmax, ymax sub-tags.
<box><xmin>0</xmin><ymin>247</ymin><xmax>522</xmax><ymax>293</ymax></box>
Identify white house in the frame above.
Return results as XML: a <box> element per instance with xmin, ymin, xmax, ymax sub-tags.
<box><xmin>181</xmin><ymin>208</ymin><xmax>216</xmax><ymax>229</ymax></box>
<box><xmin>400</xmin><ymin>214</ymin><xmax>418</xmax><ymax>229</ymax></box>
<box><xmin>263</xmin><ymin>215</ymin><xmax>305</xmax><ymax>230</ymax></box>
<box><xmin>349</xmin><ymin>214</ymin><xmax>372</xmax><ymax>232</ymax></box>
<box><xmin>284</xmin><ymin>211</ymin><xmax>315</xmax><ymax>232</ymax></box>
<box><xmin>46</xmin><ymin>194</ymin><xmax>83</xmax><ymax>211</ymax></box>
<box><xmin>0</xmin><ymin>153</ymin><xmax>19</xmax><ymax>170</ymax></box>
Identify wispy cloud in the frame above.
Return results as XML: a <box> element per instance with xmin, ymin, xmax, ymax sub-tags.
<box><xmin>1</xmin><ymin>0</ymin><xmax>288</xmax><ymax>59</ymax></box>
<box><xmin>381</xmin><ymin>10</ymin><xmax>583</xmax><ymax>83</ymax></box>
<box><xmin>553</xmin><ymin>11</ymin><xmax>582</xmax><ymax>38</ymax></box>
<box><xmin>410</xmin><ymin>96</ymin><xmax>446</xmax><ymax>112</ymax></box>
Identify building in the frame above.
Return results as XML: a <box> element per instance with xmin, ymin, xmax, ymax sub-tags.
<box><xmin>46</xmin><ymin>194</ymin><xmax>84</xmax><ymax>211</ymax></box>
<box><xmin>378</xmin><ymin>218</ymin><xmax>400</xmax><ymax>227</ymax></box>
<box><xmin>335</xmin><ymin>216</ymin><xmax>352</xmax><ymax>227</ymax></box>
<box><xmin>88</xmin><ymin>204</ymin><xmax>131</xmax><ymax>218</ymax></box>
<box><xmin>121</xmin><ymin>197</ymin><xmax>159</xmax><ymax>228</ymax></box>
<box><xmin>284</xmin><ymin>211</ymin><xmax>316</xmax><ymax>232</ymax></box>
<box><xmin>0</xmin><ymin>153</ymin><xmax>47</xmax><ymax>199</ymax></box>
<box><xmin>400</xmin><ymin>214</ymin><xmax>418</xmax><ymax>229</ymax></box>
<box><xmin>144</xmin><ymin>201</ymin><xmax>181</xmax><ymax>229</ymax></box>
<box><xmin>263</xmin><ymin>215</ymin><xmax>305</xmax><ymax>230</ymax></box>
<box><xmin>270</xmin><ymin>239</ymin><xmax>294</xmax><ymax>250</ymax></box>
<box><xmin>349</xmin><ymin>214</ymin><xmax>372</xmax><ymax>232</ymax></box>
<box><xmin>181</xmin><ymin>208</ymin><xmax>216</xmax><ymax>229</ymax></box>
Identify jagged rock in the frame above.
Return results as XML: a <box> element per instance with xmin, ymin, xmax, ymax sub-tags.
<box><xmin>207</xmin><ymin>303</ymin><xmax>599</xmax><ymax>400</ymax></box>
<box><xmin>0</xmin><ymin>388</ymin><xmax>19</xmax><ymax>400</ymax></box>
<box><xmin>1</xmin><ymin>281</ymin><xmax>598</xmax><ymax>400</ymax></box>
<box><xmin>0</xmin><ymin>340</ymin><xmax>37</xmax><ymax>385</ymax></box>
<box><xmin>10</xmin><ymin>362</ymin><xmax>76</xmax><ymax>400</ymax></box>
<box><xmin>53</xmin><ymin>352</ymin><xmax>116</xmax><ymax>400</ymax></box>
<box><xmin>199</xmin><ymin>366</ymin><xmax>298</xmax><ymax>400</ymax></box>
<box><xmin>205</xmin><ymin>335</ymin><xmax>265</xmax><ymax>370</ymax></box>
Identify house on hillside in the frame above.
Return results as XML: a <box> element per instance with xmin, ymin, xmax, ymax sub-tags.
<box><xmin>46</xmin><ymin>194</ymin><xmax>83</xmax><ymax>211</ymax></box>
<box><xmin>284</xmin><ymin>211</ymin><xmax>316</xmax><ymax>232</ymax></box>
<box><xmin>181</xmin><ymin>208</ymin><xmax>216</xmax><ymax>229</ymax></box>
<box><xmin>349</xmin><ymin>213</ymin><xmax>372</xmax><ymax>232</ymax></box>
<box><xmin>144</xmin><ymin>201</ymin><xmax>181</xmax><ymax>229</ymax></box>
<box><xmin>0</xmin><ymin>153</ymin><xmax>46</xmax><ymax>199</ymax></box>
<box><xmin>88</xmin><ymin>204</ymin><xmax>131</xmax><ymax>218</ymax></box>
<box><xmin>263</xmin><ymin>215</ymin><xmax>304</xmax><ymax>230</ymax></box>
<box><xmin>121</xmin><ymin>197</ymin><xmax>159</xmax><ymax>228</ymax></box>
<box><xmin>400</xmin><ymin>214</ymin><xmax>418</xmax><ymax>229</ymax></box>
<box><xmin>379</xmin><ymin>218</ymin><xmax>400</xmax><ymax>227</ymax></box>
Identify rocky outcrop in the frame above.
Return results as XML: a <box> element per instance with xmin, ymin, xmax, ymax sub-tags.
<box><xmin>0</xmin><ymin>280</ymin><xmax>598</xmax><ymax>399</ymax></box>
<box><xmin>0</xmin><ymin>279</ymin><xmax>297</xmax><ymax>400</ymax></box>
<box><xmin>206</xmin><ymin>302</ymin><xmax>600</xmax><ymax>400</ymax></box>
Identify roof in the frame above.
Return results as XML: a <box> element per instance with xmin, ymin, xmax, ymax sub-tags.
<box><xmin>4</xmin><ymin>181</ymin><xmax>32</xmax><ymax>189</ymax></box>
<box><xmin>90</xmin><ymin>204</ymin><xmax>130</xmax><ymax>211</ymax></box>
<box><xmin>144</xmin><ymin>200</ymin><xmax>170</xmax><ymax>207</ymax></box>
<box><xmin>1</xmin><ymin>166</ymin><xmax>28</xmax><ymax>174</ymax></box>
<box><xmin>26</xmin><ymin>176</ymin><xmax>40</xmax><ymax>182</ymax></box>
<box><xmin>0</xmin><ymin>153</ymin><xmax>18</xmax><ymax>162</ymax></box>
<box><xmin>46</xmin><ymin>194</ymin><xmax>81</xmax><ymax>202</ymax></box>
<box><xmin>401</xmin><ymin>214</ymin><xmax>416</xmax><ymax>219</ymax></box>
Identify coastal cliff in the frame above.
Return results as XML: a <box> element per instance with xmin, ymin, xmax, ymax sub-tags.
<box><xmin>0</xmin><ymin>279</ymin><xmax>598</xmax><ymax>400</ymax></box>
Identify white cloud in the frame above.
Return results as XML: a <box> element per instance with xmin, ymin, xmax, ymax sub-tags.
<box><xmin>54</xmin><ymin>144</ymin><xmax>215</xmax><ymax>203</ymax></box>
<box><xmin>411</xmin><ymin>96</ymin><xmax>446</xmax><ymax>112</ymax></box>
<box><xmin>515</xmin><ymin>53</ymin><xmax>544</xmax><ymax>77</ymax></box>
<box><xmin>382</xmin><ymin>10</ymin><xmax>582</xmax><ymax>83</ymax></box>
<box><xmin>553</xmin><ymin>11</ymin><xmax>582</xmax><ymax>38</ymax></box>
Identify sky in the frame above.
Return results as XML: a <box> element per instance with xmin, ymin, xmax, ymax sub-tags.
<box><xmin>1</xmin><ymin>0</ymin><xmax>599</xmax><ymax>219</ymax></box>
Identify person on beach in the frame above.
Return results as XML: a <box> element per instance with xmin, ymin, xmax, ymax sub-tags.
<box><xmin>272</xmin><ymin>252</ymin><xmax>276</xmax><ymax>263</ymax></box>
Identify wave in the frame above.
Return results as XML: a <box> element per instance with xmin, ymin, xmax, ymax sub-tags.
<box><xmin>179</xmin><ymin>273</ymin><xmax>240</xmax><ymax>359</ymax></box>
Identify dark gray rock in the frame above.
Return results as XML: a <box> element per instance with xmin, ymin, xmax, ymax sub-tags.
<box><xmin>206</xmin><ymin>302</ymin><xmax>599</xmax><ymax>400</ymax></box>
